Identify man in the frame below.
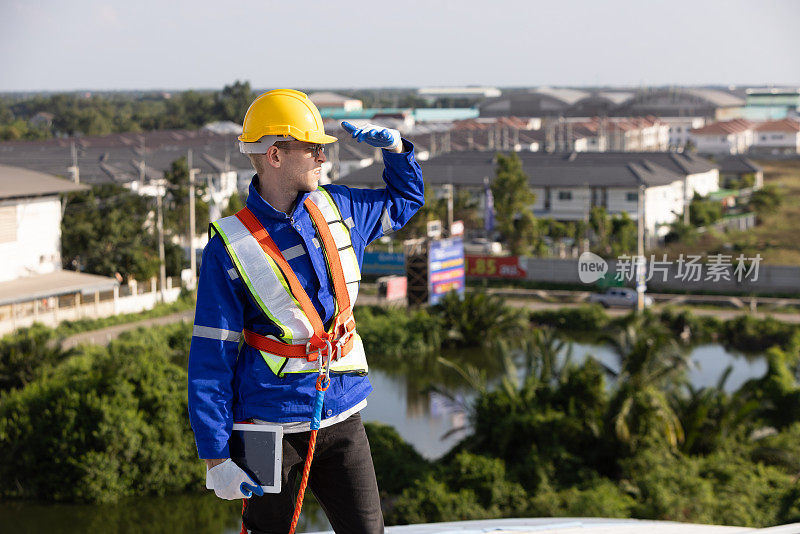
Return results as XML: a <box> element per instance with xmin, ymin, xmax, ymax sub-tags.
<box><xmin>188</xmin><ymin>89</ymin><xmax>424</xmax><ymax>534</ymax></box>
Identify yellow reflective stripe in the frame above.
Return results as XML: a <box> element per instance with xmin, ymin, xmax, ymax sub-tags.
<box><xmin>212</xmin><ymin>221</ymin><xmax>289</xmax><ymax>340</ymax></box>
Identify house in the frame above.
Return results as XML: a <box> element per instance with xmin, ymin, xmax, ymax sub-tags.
<box><xmin>717</xmin><ymin>156</ymin><xmax>763</xmax><ymax>189</ymax></box>
<box><xmin>745</xmin><ymin>87</ymin><xmax>800</xmax><ymax>120</ymax></box>
<box><xmin>0</xmin><ymin>165</ymin><xmax>121</xmax><ymax>334</ymax></box>
<box><xmin>659</xmin><ymin>117</ymin><xmax>707</xmax><ymax>149</ymax></box>
<box><xmin>689</xmin><ymin>119</ymin><xmax>754</xmax><ymax>154</ymax></box>
<box><xmin>308</xmin><ymin>91</ymin><xmax>363</xmax><ymax>112</ymax></box>
<box><xmin>339</xmin><ymin>151</ymin><xmax>719</xmax><ymax>241</ymax></box>
<box><xmin>751</xmin><ymin>119</ymin><xmax>800</xmax><ymax>154</ymax></box>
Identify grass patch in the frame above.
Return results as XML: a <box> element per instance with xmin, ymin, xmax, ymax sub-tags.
<box><xmin>656</xmin><ymin>159</ymin><xmax>800</xmax><ymax>265</ymax></box>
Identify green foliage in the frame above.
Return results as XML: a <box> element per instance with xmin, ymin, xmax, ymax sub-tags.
<box><xmin>490</xmin><ymin>153</ymin><xmax>537</xmax><ymax>254</ymax></box>
<box><xmin>748</xmin><ymin>184</ymin><xmax>783</xmax><ymax>215</ymax></box>
<box><xmin>609</xmin><ymin>212</ymin><xmax>638</xmax><ymax>256</ymax></box>
<box><xmin>355</xmin><ymin>306</ymin><xmax>442</xmax><ymax>359</ymax></box>
<box><xmin>722</xmin><ymin>314</ymin><xmax>800</xmax><ymax>353</ymax></box>
<box><xmin>364</xmin><ymin>422</ymin><xmax>431</xmax><ymax>496</ymax></box>
<box><xmin>222</xmin><ymin>190</ymin><xmax>245</xmax><ymax>218</ymax></box>
<box><xmin>61</xmin><ymin>184</ymin><xmax>172</xmax><ymax>280</ymax></box>
<box><xmin>529</xmin><ymin>305</ymin><xmax>609</xmax><ymax>332</ymax></box>
<box><xmin>528</xmin><ymin>478</ymin><xmax>635</xmax><ymax>518</ymax></box>
<box><xmin>430</xmin><ymin>291</ymin><xmax>526</xmax><ymax>348</ymax></box>
<box><xmin>689</xmin><ymin>195</ymin><xmax>723</xmax><ymax>227</ymax></box>
<box><xmin>0</xmin><ymin>81</ymin><xmax>255</xmax><ymax>138</ymax></box>
<box><xmin>658</xmin><ymin>307</ymin><xmax>720</xmax><ymax>345</ymax></box>
<box><xmin>389</xmin><ymin>452</ymin><xmax>527</xmax><ymax>525</ymax></box>
<box><xmin>0</xmin><ymin>324</ymin><xmax>201</xmax><ymax>503</ymax></box>
<box><xmin>0</xmin><ymin>325</ymin><xmax>67</xmax><ymax>392</ymax></box>
<box><xmin>54</xmin><ymin>293</ymin><xmax>195</xmax><ymax>338</ymax></box>
<box><xmin>163</xmin><ymin>156</ymin><xmax>210</xmax><ymax>237</ymax></box>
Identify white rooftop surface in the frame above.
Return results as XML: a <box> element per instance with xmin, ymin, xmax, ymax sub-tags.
<box><xmin>0</xmin><ymin>270</ymin><xmax>118</xmax><ymax>306</ymax></box>
<box><xmin>306</xmin><ymin>518</ymin><xmax>800</xmax><ymax>534</ymax></box>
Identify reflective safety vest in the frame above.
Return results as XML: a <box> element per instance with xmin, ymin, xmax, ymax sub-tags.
<box><xmin>210</xmin><ymin>187</ymin><xmax>367</xmax><ymax>377</ymax></box>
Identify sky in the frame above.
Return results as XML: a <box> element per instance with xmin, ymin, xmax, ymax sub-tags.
<box><xmin>1</xmin><ymin>0</ymin><xmax>799</xmax><ymax>92</ymax></box>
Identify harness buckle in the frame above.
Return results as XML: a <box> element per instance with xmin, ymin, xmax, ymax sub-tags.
<box><xmin>317</xmin><ymin>340</ymin><xmax>333</xmax><ymax>380</ymax></box>
<box><xmin>304</xmin><ymin>340</ymin><xmax>322</xmax><ymax>362</ymax></box>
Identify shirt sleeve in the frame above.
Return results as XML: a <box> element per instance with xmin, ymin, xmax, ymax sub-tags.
<box><xmin>327</xmin><ymin>139</ymin><xmax>424</xmax><ymax>247</ymax></box>
<box><xmin>187</xmin><ymin>234</ymin><xmax>245</xmax><ymax>459</ymax></box>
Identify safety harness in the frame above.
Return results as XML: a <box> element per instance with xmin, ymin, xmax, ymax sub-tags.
<box><xmin>232</xmin><ymin>194</ymin><xmax>360</xmax><ymax>534</ymax></box>
<box><xmin>235</xmin><ymin>200</ymin><xmax>356</xmax><ymax>363</ymax></box>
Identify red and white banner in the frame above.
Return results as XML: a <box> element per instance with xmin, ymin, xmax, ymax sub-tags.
<box><xmin>465</xmin><ymin>255</ymin><xmax>526</xmax><ymax>279</ymax></box>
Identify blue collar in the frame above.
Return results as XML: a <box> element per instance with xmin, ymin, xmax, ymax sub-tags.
<box><xmin>246</xmin><ymin>175</ymin><xmax>311</xmax><ymax>221</ymax></box>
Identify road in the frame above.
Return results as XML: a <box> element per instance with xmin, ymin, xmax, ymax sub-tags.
<box><xmin>60</xmin><ymin>292</ymin><xmax>800</xmax><ymax>350</ymax></box>
<box><xmin>61</xmin><ymin>309</ymin><xmax>195</xmax><ymax>350</ymax></box>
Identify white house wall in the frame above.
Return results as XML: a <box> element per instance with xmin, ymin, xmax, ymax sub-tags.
<box><xmin>753</xmin><ymin>131</ymin><xmax>800</xmax><ymax>152</ymax></box>
<box><xmin>686</xmin><ymin>169</ymin><xmax>720</xmax><ymax>197</ymax></box>
<box><xmin>0</xmin><ymin>196</ymin><xmax>62</xmax><ymax>282</ymax></box>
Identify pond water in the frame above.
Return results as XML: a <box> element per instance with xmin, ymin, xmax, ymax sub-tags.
<box><xmin>0</xmin><ymin>343</ymin><xmax>768</xmax><ymax>533</ymax></box>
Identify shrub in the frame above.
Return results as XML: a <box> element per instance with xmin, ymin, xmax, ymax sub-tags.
<box><xmin>529</xmin><ymin>305</ymin><xmax>609</xmax><ymax>332</ymax></box>
<box><xmin>0</xmin><ymin>329</ymin><xmax>203</xmax><ymax>503</ymax></box>
<box><xmin>364</xmin><ymin>422</ymin><xmax>431</xmax><ymax>495</ymax></box>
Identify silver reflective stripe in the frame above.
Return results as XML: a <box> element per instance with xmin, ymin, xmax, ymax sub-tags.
<box><xmin>279</xmin><ymin>334</ymin><xmax>368</xmax><ymax>374</ymax></box>
<box><xmin>344</xmin><ymin>217</ymin><xmax>355</xmax><ymax>229</ymax></box>
<box><xmin>282</xmin><ymin>244</ymin><xmax>306</xmax><ymax>261</ymax></box>
<box><xmin>308</xmin><ymin>190</ymin><xmax>339</xmax><ymax>223</ymax></box>
<box><xmin>329</xmin><ymin>222</ymin><xmax>350</xmax><ymax>249</ymax></box>
<box><xmin>193</xmin><ymin>325</ymin><xmax>242</xmax><ymax>342</ymax></box>
<box><xmin>215</xmin><ymin>215</ymin><xmax>315</xmax><ymax>342</ymax></box>
<box><xmin>227</xmin><ymin>268</ymin><xmax>239</xmax><ymax>280</ymax></box>
<box><xmin>381</xmin><ymin>207</ymin><xmax>393</xmax><ymax>234</ymax></box>
<box><xmin>312</xmin><ymin>237</ymin><xmax>320</xmax><ymax>248</ymax></box>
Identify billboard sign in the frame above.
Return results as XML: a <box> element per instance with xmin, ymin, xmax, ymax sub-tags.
<box><xmin>362</xmin><ymin>251</ymin><xmax>405</xmax><ymax>275</ymax></box>
<box><xmin>428</xmin><ymin>237</ymin><xmax>465</xmax><ymax>305</ymax></box>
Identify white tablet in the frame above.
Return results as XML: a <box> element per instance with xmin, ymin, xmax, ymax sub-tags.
<box><xmin>229</xmin><ymin>423</ymin><xmax>284</xmax><ymax>494</ymax></box>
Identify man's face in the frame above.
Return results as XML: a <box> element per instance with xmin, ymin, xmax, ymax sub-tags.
<box><xmin>275</xmin><ymin>141</ymin><xmax>326</xmax><ymax>193</ymax></box>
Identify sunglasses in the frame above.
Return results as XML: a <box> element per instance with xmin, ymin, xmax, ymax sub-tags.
<box><xmin>274</xmin><ymin>142</ymin><xmax>325</xmax><ymax>158</ymax></box>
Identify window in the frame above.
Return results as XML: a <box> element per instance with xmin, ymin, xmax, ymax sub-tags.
<box><xmin>558</xmin><ymin>191</ymin><xmax>572</xmax><ymax>201</ymax></box>
<box><xmin>0</xmin><ymin>205</ymin><xmax>16</xmax><ymax>243</ymax></box>
<box><xmin>626</xmin><ymin>192</ymin><xmax>638</xmax><ymax>202</ymax></box>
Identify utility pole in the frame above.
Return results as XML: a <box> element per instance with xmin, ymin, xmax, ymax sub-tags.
<box><xmin>141</xmin><ymin>137</ymin><xmax>167</xmax><ymax>302</ymax></box>
<box><xmin>636</xmin><ymin>183</ymin><xmax>646</xmax><ymax>313</ymax></box>
<box><xmin>69</xmin><ymin>141</ymin><xmax>80</xmax><ymax>183</ymax></box>
<box><xmin>188</xmin><ymin>149</ymin><xmax>198</xmax><ymax>290</ymax></box>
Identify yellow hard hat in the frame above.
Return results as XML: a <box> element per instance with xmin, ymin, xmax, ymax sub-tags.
<box><xmin>239</xmin><ymin>89</ymin><xmax>337</xmax><ymax>144</ymax></box>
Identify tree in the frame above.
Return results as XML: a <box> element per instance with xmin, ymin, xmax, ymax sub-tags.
<box><xmin>609</xmin><ymin>212</ymin><xmax>637</xmax><ymax>256</ymax></box>
<box><xmin>215</xmin><ymin>80</ymin><xmax>255</xmax><ymax>123</ymax></box>
<box><xmin>490</xmin><ymin>153</ymin><xmax>539</xmax><ymax>254</ymax></box>
<box><xmin>62</xmin><ymin>185</ymin><xmax>159</xmax><ymax>280</ymax></box>
<box><xmin>689</xmin><ymin>194</ymin><xmax>722</xmax><ymax>227</ymax></box>
<box><xmin>601</xmin><ymin>314</ymin><xmax>689</xmax><ymax>451</ymax></box>
<box><xmin>162</xmin><ymin>156</ymin><xmax>210</xmax><ymax>237</ymax></box>
<box><xmin>222</xmin><ymin>190</ymin><xmax>245</xmax><ymax>218</ymax></box>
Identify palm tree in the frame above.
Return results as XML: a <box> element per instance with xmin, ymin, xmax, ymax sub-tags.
<box><xmin>601</xmin><ymin>314</ymin><xmax>689</xmax><ymax>451</ymax></box>
<box><xmin>672</xmin><ymin>366</ymin><xmax>760</xmax><ymax>455</ymax></box>
<box><xmin>431</xmin><ymin>291</ymin><xmax>527</xmax><ymax>348</ymax></box>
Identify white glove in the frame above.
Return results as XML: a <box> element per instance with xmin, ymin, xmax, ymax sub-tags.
<box><xmin>206</xmin><ymin>459</ymin><xmax>264</xmax><ymax>500</ymax></box>
<box><xmin>341</xmin><ymin>121</ymin><xmax>403</xmax><ymax>152</ymax></box>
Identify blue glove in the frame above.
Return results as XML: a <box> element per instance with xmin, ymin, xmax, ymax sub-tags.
<box><xmin>341</xmin><ymin>121</ymin><xmax>403</xmax><ymax>151</ymax></box>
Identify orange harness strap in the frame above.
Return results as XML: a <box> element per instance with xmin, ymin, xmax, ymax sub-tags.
<box><xmin>235</xmin><ymin>203</ymin><xmax>355</xmax><ymax>360</ymax></box>
<box><xmin>303</xmin><ymin>197</ymin><xmax>351</xmax><ymax>313</ymax></box>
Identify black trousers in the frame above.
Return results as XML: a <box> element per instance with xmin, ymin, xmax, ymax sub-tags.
<box><xmin>243</xmin><ymin>413</ymin><xmax>384</xmax><ymax>534</ymax></box>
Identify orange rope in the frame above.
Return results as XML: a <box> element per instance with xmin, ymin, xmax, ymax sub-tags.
<box><xmin>288</xmin><ymin>427</ymin><xmax>318</xmax><ymax>534</ymax></box>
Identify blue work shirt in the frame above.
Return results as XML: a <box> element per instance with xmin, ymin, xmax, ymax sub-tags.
<box><xmin>188</xmin><ymin>141</ymin><xmax>424</xmax><ymax>459</ymax></box>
